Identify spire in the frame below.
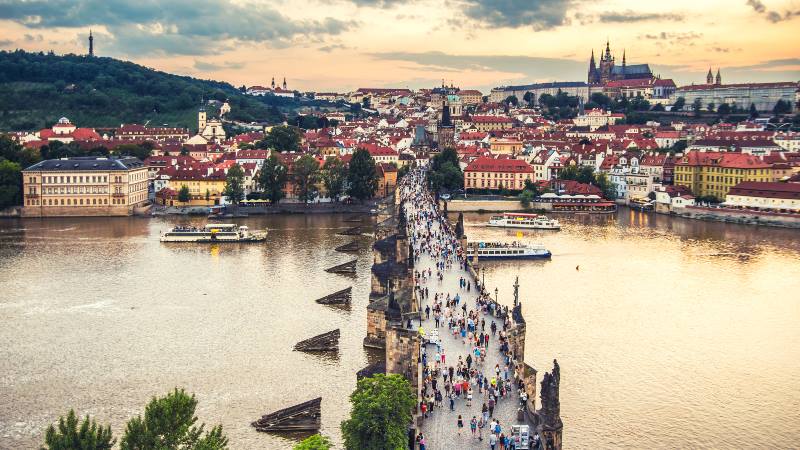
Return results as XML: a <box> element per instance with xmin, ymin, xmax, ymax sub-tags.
<box><xmin>715</xmin><ymin>68</ymin><xmax>722</xmax><ymax>85</ymax></box>
<box><xmin>604</xmin><ymin>39</ymin><xmax>611</xmax><ymax>60</ymax></box>
<box><xmin>706</xmin><ymin>67</ymin><xmax>713</xmax><ymax>85</ymax></box>
<box><xmin>282</xmin><ymin>77</ymin><xmax>287</xmax><ymax>90</ymax></box>
<box><xmin>88</xmin><ymin>29</ymin><xmax>94</xmax><ymax>57</ymax></box>
<box><xmin>622</xmin><ymin>49</ymin><xmax>626</xmax><ymax>66</ymax></box>
<box><xmin>271</xmin><ymin>77</ymin><xmax>275</xmax><ymax>89</ymax></box>
<box><xmin>441</xmin><ymin>100</ymin><xmax>452</xmax><ymax>127</ymax></box>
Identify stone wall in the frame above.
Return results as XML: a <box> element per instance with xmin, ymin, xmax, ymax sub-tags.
<box><xmin>442</xmin><ymin>199</ymin><xmax>556</xmax><ymax>212</ymax></box>
<box><xmin>22</xmin><ymin>205</ymin><xmax>134</xmax><ymax>217</ymax></box>
<box><xmin>385</xmin><ymin>326</ymin><xmax>421</xmax><ymax>396</ymax></box>
<box><xmin>675</xmin><ymin>206</ymin><xmax>800</xmax><ymax>228</ymax></box>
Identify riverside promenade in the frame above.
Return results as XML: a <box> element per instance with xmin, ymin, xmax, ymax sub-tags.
<box><xmin>401</xmin><ymin>171</ymin><xmax>526</xmax><ymax>449</ymax></box>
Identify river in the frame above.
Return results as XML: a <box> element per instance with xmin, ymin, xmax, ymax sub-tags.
<box><xmin>0</xmin><ymin>211</ymin><xmax>798</xmax><ymax>449</ymax></box>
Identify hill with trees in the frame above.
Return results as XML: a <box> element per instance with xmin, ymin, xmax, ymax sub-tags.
<box><xmin>0</xmin><ymin>50</ymin><xmax>284</xmax><ymax>131</ymax></box>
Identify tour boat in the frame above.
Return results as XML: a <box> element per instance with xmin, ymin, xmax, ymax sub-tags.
<box><xmin>466</xmin><ymin>241</ymin><xmax>551</xmax><ymax>260</ymax></box>
<box><xmin>487</xmin><ymin>212</ymin><xmax>561</xmax><ymax>230</ymax></box>
<box><xmin>160</xmin><ymin>224</ymin><xmax>267</xmax><ymax>243</ymax></box>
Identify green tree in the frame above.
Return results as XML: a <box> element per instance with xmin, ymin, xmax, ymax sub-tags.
<box><xmin>717</xmin><ymin>103</ymin><xmax>731</xmax><ymax>115</ymax></box>
<box><xmin>504</xmin><ymin>95</ymin><xmax>519</xmax><ymax>107</ymax></box>
<box><xmin>293</xmin><ymin>434</ymin><xmax>331</xmax><ymax>450</ymax></box>
<box><xmin>257</xmin><ymin>151</ymin><xmax>288</xmax><ymax>204</ymax></box>
<box><xmin>0</xmin><ymin>160</ymin><xmax>22</xmax><ymax>209</ymax></box>
<box><xmin>120</xmin><ymin>388</ymin><xmax>228</xmax><ymax>450</ymax></box>
<box><xmin>292</xmin><ymin>154</ymin><xmax>321</xmax><ymax>203</ymax></box>
<box><xmin>42</xmin><ymin>410</ymin><xmax>115</xmax><ymax>450</ymax></box>
<box><xmin>340</xmin><ymin>374</ymin><xmax>416</xmax><ymax>450</ymax></box>
<box><xmin>223</xmin><ymin>163</ymin><xmax>245</xmax><ymax>204</ymax></box>
<box><xmin>114</xmin><ymin>143</ymin><xmax>152</xmax><ymax>160</ymax></box>
<box><xmin>205</xmin><ymin>189</ymin><xmax>210</xmax><ymax>202</ymax></box>
<box><xmin>178</xmin><ymin>185</ymin><xmax>190</xmax><ymax>203</ymax></box>
<box><xmin>691</xmin><ymin>97</ymin><xmax>703</xmax><ymax>114</ymax></box>
<box><xmin>673</xmin><ymin>97</ymin><xmax>686</xmax><ymax>111</ymax></box>
<box><xmin>428</xmin><ymin>148</ymin><xmax>463</xmax><ymax>193</ymax></box>
<box><xmin>522</xmin><ymin>91</ymin><xmax>533</xmax><ymax>106</ymax></box>
<box><xmin>321</xmin><ymin>156</ymin><xmax>347</xmax><ymax>201</ymax></box>
<box><xmin>519</xmin><ymin>189</ymin><xmax>534</xmax><ymax>208</ymax></box>
<box><xmin>257</xmin><ymin>126</ymin><xmax>301</xmax><ymax>152</ymax></box>
<box><xmin>707</xmin><ymin>102</ymin><xmax>715</xmax><ymax>112</ymax></box>
<box><xmin>595</xmin><ymin>172</ymin><xmax>616</xmax><ymax>200</ymax></box>
<box><xmin>749</xmin><ymin>103</ymin><xmax>759</xmax><ymax>118</ymax></box>
<box><xmin>773</xmin><ymin>99</ymin><xmax>792</xmax><ymax>115</ymax></box>
<box><xmin>346</xmin><ymin>149</ymin><xmax>378</xmax><ymax>201</ymax></box>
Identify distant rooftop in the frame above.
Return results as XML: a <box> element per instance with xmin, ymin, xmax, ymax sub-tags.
<box><xmin>24</xmin><ymin>156</ymin><xmax>144</xmax><ymax>172</ymax></box>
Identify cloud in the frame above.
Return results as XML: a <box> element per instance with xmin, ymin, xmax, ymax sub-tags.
<box><xmin>318</xmin><ymin>44</ymin><xmax>350</xmax><ymax>52</ymax></box>
<box><xmin>641</xmin><ymin>31</ymin><xmax>703</xmax><ymax>46</ymax></box>
<box><xmin>345</xmin><ymin>0</ymin><xmax>408</xmax><ymax>6</ymax></box>
<box><xmin>746</xmin><ymin>0</ymin><xmax>766</xmax><ymax>13</ymax></box>
<box><xmin>369</xmin><ymin>50</ymin><xmax>587</xmax><ymax>81</ymax></box>
<box><xmin>0</xmin><ymin>0</ymin><xmax>357</xmax><ymax>56</ymax></box>
<box><xmin>727</xmin><ymin>58</ymin><xmax>800</xmax><ymax>70</ymax></box>
<box><xmin>0</xmin><ymin>39</ymin><xmax>13</xmax><ymax>47</ymax></box>
<box><xmin>458</xmin><ymin>0</ymin><xmax>575</xmax><ymax>30</ymax></box>
<box><xmin>193</xmin><ymin>60</ymin><xmax>246</xmax><ymax>71</ymax></box>
<box><xmin>597</xmin><ymin>10</ymin><xmax>684</xmax><ymax>23</ymax></box>
<box><xmin>745</xmin><ymin>0</ymin><xmax>800</xmax><ymax>22</ymax></box>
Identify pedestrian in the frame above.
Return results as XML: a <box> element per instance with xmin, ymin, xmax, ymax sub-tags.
<box><xmin>416</xmin><ymin>432</ymin><xmax>426</xmax><ymax>450</ymax></box>
<box><xmin>449</xmin><ymin>392</ymin><xmax>455</xmax><ymax>411</ymax></box>
<box><xmin>489</xmin><ymin>432</ymin><xmax>497</xmax><ymax>450</ymax></box>
<box><xmin>470</xmin><ymin>416</ymin><xmax>477</xmax><ymax>437</ymax></box>
<box><xmin>457</xmin><ymin>414</ymin><xmax>464</xmax><ymax>435</ymax></box>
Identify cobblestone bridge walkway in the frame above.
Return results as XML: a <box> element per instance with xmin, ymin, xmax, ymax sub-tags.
<box><xmin>402</xmin><ymin>175</ymin><xmax>523</xmax><ymax>450</ymax></box>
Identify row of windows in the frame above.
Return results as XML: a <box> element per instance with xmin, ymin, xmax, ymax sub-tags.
<box><xmin>27</xmin><ymin>193</ymin><xmax>148</xmax><ymax>207</ymax></box>
<box><xmin>466</xmin><ymin>172</ymin><xmax>530</xmax><ymax>179</ymax></box>
<box><xmin>44</xmin><ymin>186</ymin><xmax>110</xmax><ymax>194</ymax></box>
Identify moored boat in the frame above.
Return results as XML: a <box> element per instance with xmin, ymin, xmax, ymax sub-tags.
<box><xmin>487</xmin><ymin>212</ymin><xmax>561</xmax><ymax>230</ymax></box>
<box><xmin>160</xmin><ymin>223</ymin><xmax>267</xmax><ymax>243</ymax></box>
<box><xmin>466</xmin><ymin>241</ymin><xmax>551</xmax><ymax>259</ymax></box>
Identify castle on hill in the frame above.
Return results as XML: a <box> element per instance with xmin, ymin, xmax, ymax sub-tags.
<box><xmin>588</xmin><ymin>41</ymin><xmax>654</xmax><ymax>85</ymax></box>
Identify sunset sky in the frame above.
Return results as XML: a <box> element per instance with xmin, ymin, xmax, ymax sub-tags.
<box><xmin>0</xmin><ymin>0</ymin><xmax>798</xmax><ymax>93</ymax></box>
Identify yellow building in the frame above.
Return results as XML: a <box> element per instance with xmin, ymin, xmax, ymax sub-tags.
<box><xmin>674</xmin><ymin>151</ymin><xmax>772</xmax><ymax>201</ymax></box>
<box><xmin>165</xmin><ymin>170</ymin><xmax>227</xmax><ymax>206</ymax></box>
<box><xmin>458</xmin><ymin>89</ymin><xmax>483</xmax><ymax>106</ymax></box>
<box><xmin>470</xmin><ymin>116</ymin><xmax>515</xmax><ymax>132</ymax></box>
<box><xmin>489</xmin><ymin>138</ymin><xmax>523</xmax><ymax>156</ymax></box>
<box><xmin>22</xmin><ymin>156</ymin><xmax>148</xmax><ymax>217</ymax></box>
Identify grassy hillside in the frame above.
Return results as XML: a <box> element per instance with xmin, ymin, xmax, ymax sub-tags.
<box><xmin>0</xmin><ymin>50</ymin><xmax>285</xmax><ymax>131</ymax></box>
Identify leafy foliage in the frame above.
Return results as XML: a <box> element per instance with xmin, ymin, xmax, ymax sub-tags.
<box><xmin>0</xmin><ymin>50</ymin><xmax>283</xmax><ymax>130</ymax></box>
<box><xmin>321</xmin><ymin>156</ymin><xmax>347</xmax><ymax>201</ymax></box>
<box><xmin>42</xmin><ymin>409</ymin><xmax>115</xmax><ymax>450</ymax></box>
<box><xmin>427</xmin><ymin>148</ymin><xmax>463</xmax><ymax>193</ymax></box>
<box><xmin>223</xmin><ymin>163</ymin><xmax>245</xmax><ymax>204</ymax></box>
<box><xmin>293</xmin><ymin>434</ymin><xmax>332</xmax><ymax>450</ymax></box>
<box><xmin>0</xmin><ymin>134</ymin><xmax>40</xmax><ymax>208</ymax></box>
<box><xmin>518</xmin><ymin>189</ymin><xmax>534</xmax><ymax>208</ymax></box>
<box><xmin>340</xmin><ymin>374</ymin><xmax>416</xmax><ymax>450</ymax></box>
<box><xmin>558</xmin><ymin>165</ymin><xmax>615</xmax><ymax>199</ymax></box>
<box><xmin>120</xmin><ymin>388</ymin><xmax>228</xmax><ymax>450</ymax></box>
<box><xmin>292</xmin><ymin>154</ymin><xmax>321</xmax><ymax>202</ymax></box>
<box><xmin>177</xmin><ymin>185</ymin><xmax>191</xmax><ymax>203</ymax></box>
<box><xmin>346</xmin><ymin>149</ymin><xmax>378</xmax><ymax>201</ymax></box>
<box><xmin>256</xmin><ymin>126</ymin><xmax>301</xmax><ymax>152</ymax></box>
<box><xmin>256</xmin><ymin>151</ymin><xmax>288</xmax><ymax>204</ymax></box>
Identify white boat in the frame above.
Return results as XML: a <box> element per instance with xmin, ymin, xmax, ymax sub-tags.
<box><xmin>160</xmin><ymin>224</ymin><xmax>267</xmax><ymax>243</ymax></box>
<box><xmin>487</xmin><ymin>212</ymin><xmax>561</xmax><ymax>230</ymax></box>
<box><xmin>466</xmin><ymin>241</ymin><xmax>551</xmax><ymax>260</ymax></box>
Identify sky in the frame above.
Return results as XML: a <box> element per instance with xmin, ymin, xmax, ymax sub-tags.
<box><xmin>0</xmin><ymin>0</ymin><xmax>798</xmax><ymax>93</ymax></box>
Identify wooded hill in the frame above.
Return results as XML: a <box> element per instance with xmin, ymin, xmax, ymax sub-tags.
<box><xmin>0</xmin><ymin>50</ymin><xmax>284</xmax><ymax>131</ymax></box>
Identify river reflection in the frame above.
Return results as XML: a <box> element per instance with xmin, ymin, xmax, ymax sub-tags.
<box><xmin>1</xmin><ymin>210</ymin><xmax>799</xmax><ymax>449</ymax></box>
<box><xmin>464</xmin><ymin>209</ymin><xmax>800</xmax><ymax>449</ymax></box>
<box><xmin>0</xmin><ymin>214</ymin><xmax>374</xmax><ymax>449</ymax></box>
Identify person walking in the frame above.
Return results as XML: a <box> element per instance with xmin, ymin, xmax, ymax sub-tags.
<box><xmin>470</xmin><ymin>416</ymin><xmax>478</xmax><ymax>437</ymax></box>
<box><xmin>489</xmin><ymin>432</ymin><xmax>498</xmax><ymax>450</ymax></box>
<box><xmin>457</xmin><ymin>414</ymin><xmax>464</xmax><ymax>435</ymax></box>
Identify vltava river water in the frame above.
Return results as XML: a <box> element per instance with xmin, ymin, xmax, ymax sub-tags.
<box><xmin>1</xmin><ymin>210</ymin><xmax>798</xmax><ymax>449</ymax></box>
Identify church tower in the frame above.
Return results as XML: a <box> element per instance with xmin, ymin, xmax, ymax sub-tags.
<box><xmin>599</xmin><ymin>40</ymin><xmax>615</xmax><ymax>85</ymax></box>
<box><xmin>715</xmin><ymin>69</ymin><xmax>722</xmax><ymax>85</ymax></box>
<box><xmin>706</xmin><ymin>68</ymin><xmax>714</xmax><ymax>85</ymax></box>
<box><xmin>588</xmin><ymin>50</ymin><xmax>599</xmax><ymax>85</ymax></box>
<box><xmin>621</xmin><ymin>49</ymin><xmax>626</xmax><ymax>75</ymax></box>
<box><xmin>282</xmin><ymin>77</ymin><xmax>287</xmax><ymax>90</ymax></box>
<box><xmin>198</xmin><ymin>102</ymin><xmax>207</xmax><ymax>134</ymax></box>
<box><xmin>88</xmin><ymin>30</ymin><xmax>94</xmax><ymax>57</ymax></box>
<box><xmin>271</xmin><ymin>77</ymin><xmax>276</xmax><ymax>89</ymax></box>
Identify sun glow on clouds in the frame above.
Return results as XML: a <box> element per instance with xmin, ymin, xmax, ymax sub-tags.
<box><xmin>0</xmin><ymin>0</ymin><xmax>797</xmax><ymax>91</ymax></box>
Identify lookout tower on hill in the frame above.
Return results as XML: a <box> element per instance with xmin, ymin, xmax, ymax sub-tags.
<box><xmin>88</xmin><ymin>30</ymin><xmax>94</xmax><ymax>57</ymax></box>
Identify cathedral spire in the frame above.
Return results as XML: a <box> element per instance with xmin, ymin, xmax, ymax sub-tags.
<box><xmin>706</xmin><ymin>67</ymin><xmax>713</xmax><ymax>85</ymax></box>
<box><xmin>715</xmin><ymin>68</ymin><xmax>722</xmax><ymax>85</ymax></box>
<box><xmin>282</xmin><ymin>77</ymin><xmax>287</xmax><ymax>90</ymax></box>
